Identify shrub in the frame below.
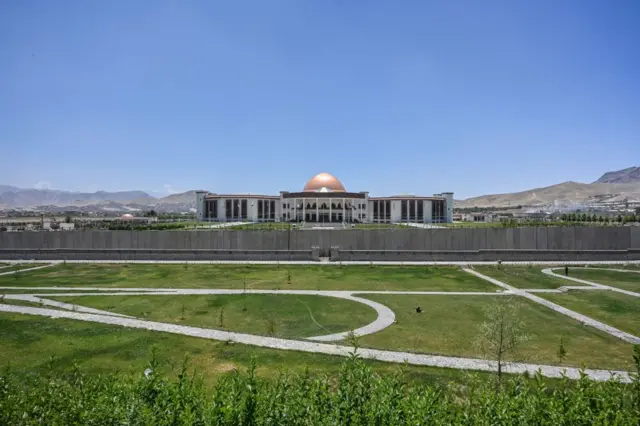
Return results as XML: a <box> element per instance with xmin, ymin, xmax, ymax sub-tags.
<box><xmin>0</xmin><ymin>350</ymin><xmax>638</xmax><ymax>424</ymax></box>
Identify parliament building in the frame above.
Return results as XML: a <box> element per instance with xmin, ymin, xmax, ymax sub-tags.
<box><xmin>196</xmin><ymin>172</ymin><xmax>453</xmax><ymax>224</ymax></box>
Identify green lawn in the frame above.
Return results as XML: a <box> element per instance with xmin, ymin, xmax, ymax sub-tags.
<box><xmin>51</xmin><ymin>294</ymin><xmax>377</xmax><ymax>339</ymax></box>
<box><xmin>0</xmin><ymin>264</ymin><xmax>498</xmax><ymax>291</ymax></box>
<box><xmin>567</xmin><ymin>269</ymin><xmax>640</xmax><ymax>292</ymax></box>
<box><xmin>0</xmin><ymin>313</ymin><xmax>478</xmax><ymax>387</ymax></box>
<box><xmin>540</xmin><ymin>290</ymin><xmax>640</xmax><ymax>337</ymax></box>
<box><xmin>356</xmin><ymin>294</ymin><xmax>635</xmax><ymax>371</ymax></box>
<box><xmin>474</xmin><ymin>266</ymin><xmax>565</xmax><ymax>289</ymax></box>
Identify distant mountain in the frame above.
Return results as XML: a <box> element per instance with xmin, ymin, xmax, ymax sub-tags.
<box><xmin>0</xmin><ymin>188</ymin><xmax>151</xmax><ymax>208</ymax></box>
<box><xmin>456</xmin><ymin>180</ymin><xmax>640</xmax><ymax>209</ymax></box>
<box><xmin>0</xmin><ymin>186</ymin><xmax>198</xmax><ymax>213</ymax></box>
<box><xmin>593</xmin><ymin>166</ymin><xmax>640</xmax><ymax>184</ymax></box>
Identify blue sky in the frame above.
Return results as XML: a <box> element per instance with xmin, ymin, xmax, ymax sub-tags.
<box><xmin>1</xmin><ymin>0</ymin><xmax>638</xmax><ymax>199</ymax></box>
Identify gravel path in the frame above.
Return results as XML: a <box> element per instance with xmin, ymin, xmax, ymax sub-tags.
<box><xmin>542</xmin><ymin>267</ymin><xmax>640</xmax><ymax>298</ymax></box>
<box><xmin>1</xmin><ymin>288</ymin><xmax>396</xmax><ymax>342</ymax></box>
<box><xmin>464</xmin><ymin>268</ymin><xmax>640</xmax><ymax>344</ymax></box>
<box><xmin>4</xmin><ymin>294</ymin><xmax>133</xmax><ymax>318</ymax></box>
<box><xmin>0</xmin><ymin>264</ymin><xmax>55</xmax><ymax>276</ymax></box>
<box><xmin>2</xmin><ymin>260</ymin><xmax>639</xmax><ymax>382</ymax></box>
<box><xmin>0</xmin><ymin>302</ymin><xmax>630</xmax><ymax>383</ymax></box>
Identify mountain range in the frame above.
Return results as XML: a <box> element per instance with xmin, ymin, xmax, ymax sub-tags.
<box><xmin>2</xmin><ymin>166</ymin><xmax>639</xmax><ymax>212</ymax></box>
<box><xmin>0</xmin><ymin>186</ymin><xmax>200</xmax><ymax>213</ymax></box>
<box><xmin>456</xmin><ymin>166</ymin><xmax>640</xmax><ymax>209</ymax></box>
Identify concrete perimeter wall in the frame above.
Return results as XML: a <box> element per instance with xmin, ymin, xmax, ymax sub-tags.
<box><xmin>0</xmin><ymin>227</ymin><xmax>638</xmax><ymax>261</ymax></box>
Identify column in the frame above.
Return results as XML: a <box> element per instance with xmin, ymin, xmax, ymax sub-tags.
<box><xmin>302</xmin><ymin>199</ymin><xmax>306</xmax><ymax>222</ymax></box>
<box><xmin>342</xmin><ymin>198</ymin><xmax>345</xmax><ymax>222</ymax></box>
<box><xmin>316</xmin><ymin>198</ymin><xmax>319</xmax><ymax>222</ymax></box>
<box><xmin>329</xmin><ymin>200</ymin><xmax>332</xmax><ymax>222</ymax></box>
<box><xmin>424</xmin><ymin>200</ymin><xmax>433</xmax><ymax>223</ymax></box>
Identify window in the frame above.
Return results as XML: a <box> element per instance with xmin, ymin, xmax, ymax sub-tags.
<box><xmin>241</xmin><ymin>200</ymin><xmax>247</xmax><ymax>219</ymax></box>
<box><xmin>385</xmin><ymin>201</ymin><xmax>391</xmax><ymax>220</ymax></box>
<box><xmin>209</xmin><ymin>200</ymin><xmax>218</xmax><ymax>219</ymax></box>
<box><xmin>401</xmin><ymin>200</ymin><xmax>408</xmax><ymax>220</ymax></box>
<box><xmin>258</xmin><ymin>200</ymin><xmax>263</xmax><ymax>219</ymax></box>
<box><xmin>270</xmin><ymin>200</ymin><xmax>276</xmax><ymax>219</ymax></box>
<box><xmin>409</xmin><ymin>200</ymin><xmax>416</xmax><ymax>221</ymax></box>
<box><xmin>225</xmin><ymin>200</ymin><xmax>232</xmax><ymax>219</ymax></box>
<box><xmin>417</xmin><ymin>200</ymin><xmax>424</xmax><ymax>221</ymax></box>
<box><xmin>233</xmin><ymin>200</ymin><xmax>240</xmax><ymax>219</ymax></box>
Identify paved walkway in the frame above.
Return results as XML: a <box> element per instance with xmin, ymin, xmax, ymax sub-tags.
<box><xmin>0</xmin><ymin>303</ymin><xmax>630</xmax><ymax>383</ymax></box>
<box><xmin>464</xmin><ymin>268</ymin><xmax>640</xmax><ymax>344</ymax></box>
<box><xmin>2</xmin><ymin>260</ymin><xmax>639</xmax><ymax>382</ymax></box>
<box><xmin>0</xmin><ymin>264</ymin><xmax>55</xmax><ymax>276</ymax></box>
<box><xmin>542</xmin><ymin>267</ymin><xmax>640</xmax><ymax>298</ymax></box>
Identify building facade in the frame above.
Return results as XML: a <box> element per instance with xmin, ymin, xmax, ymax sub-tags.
<box><xmin>196</xmin><ymin>172</ymin><xmax>453</xmax><ymax>224</ymax></box>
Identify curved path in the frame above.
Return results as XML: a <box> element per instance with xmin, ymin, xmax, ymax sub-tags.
<box><xmin>1</xmin><ymin>288</ymin><xmax>396</xmax><ymax>342</ymax></box>
<box><xmin>542</xmin><ymin>267</ymin><xmax>640</xmax><ymax>298</ymax></box>
<box><xmin>0</xmin><ymin>302</ymin><xmax>631</xmax><ymax>383</ymax></box>
<box><xmin>1</xmin><ymin>261</ymin><xmax>638</xmax><ymax>382</ymax></box>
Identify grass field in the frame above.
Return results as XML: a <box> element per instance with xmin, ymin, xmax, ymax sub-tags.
<box><xmin>474</xmin><ymin>266</ymin><xmax>565</xmax><ymax>289</ymax></box>
<box><xmin>540</xmin><ymin>290</ymin><xmax>640</xmax><ymax>337</ymax></box>
<box><xmin>0</xmin><ymin>264</ymin><xmax>498</xmax><ymax>291</ymax></box>
<box><xmin>567</xmin><ymin>269</ymin><xmax>640</xmax><ymax>292</ymax></box>
<box><xmin>0</xmin><ymin>313</ymin><xmax>475</xmax><ymax>387</ymax></box>
<box><xmin>2</xmin><ymin>263</ymin><xmax>638</xmax><ymax>388</ymax></box>
<box><xmin>51</xmin><ymin>294</ymin><xmax>377</xmax><ymax>339</ymax></box>
<box><xmin>356</xmin><ymin>294</ymin><xmax>635</xmax><ymax>371</ymax></box>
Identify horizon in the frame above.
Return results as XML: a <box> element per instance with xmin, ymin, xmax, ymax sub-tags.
<box><xmin>1</xmin><ymin>1</ymin><xmax>638</xmax><ymax>199</ymax></box>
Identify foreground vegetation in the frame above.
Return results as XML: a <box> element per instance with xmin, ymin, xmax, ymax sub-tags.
<box><xmin>1</xmin><ymin>349</ymin><xmax>639</xmax><ymax>425</ymax></box>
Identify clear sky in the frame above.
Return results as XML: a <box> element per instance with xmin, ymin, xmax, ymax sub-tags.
<box><xmin>1</xmin><ymin>0</ymin><xmax>638</xmax><ymax>199</ymax></box>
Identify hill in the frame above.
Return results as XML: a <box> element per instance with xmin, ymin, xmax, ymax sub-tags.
<box><xmin>456</xmin><ymin>181</ymin><xmax>640</xmax><ymax>208</ymax></box>
<box><xmin>593</xmin><ymin>166</ymin><xmax>640</xmax><ymax>184</ymax></box>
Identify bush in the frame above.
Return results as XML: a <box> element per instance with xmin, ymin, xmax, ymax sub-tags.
<box><xmin>1</xmin><ymin>350</ymin><xmax>639</xmax><ymax>425</ymax></box>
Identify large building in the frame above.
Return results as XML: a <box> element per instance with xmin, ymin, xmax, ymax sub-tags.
<box><xmin>196</xmin><ymin>172</ymin><xmax>453</xmax><ymax>224</ymax></box>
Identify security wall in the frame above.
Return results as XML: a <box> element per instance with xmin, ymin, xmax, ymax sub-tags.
<box><xmin>1</xmin><ymin>227</ymin><xmax>638</xmax><ymax>252</ymax></box>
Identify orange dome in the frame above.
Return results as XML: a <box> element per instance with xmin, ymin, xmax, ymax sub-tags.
<box><xmin>303</xmin><ymin>172</ymin><xmax>346</xmax><ymax>192</ymax></box>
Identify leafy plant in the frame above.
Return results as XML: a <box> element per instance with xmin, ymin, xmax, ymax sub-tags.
<box><xmin>0</xmin><ymin>352</ymin><xmax>638</xmax><ymax>424</ymax></box>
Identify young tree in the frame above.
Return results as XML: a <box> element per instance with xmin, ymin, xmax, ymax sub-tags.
<box><xmin>557</xmin><ymin>337</ymin><xmax>567</xmax><ymax>364</ymax></box>
<box><xmin>64</xmin><ymin>215</ymin><xmax>72</xmax><ymax>224</ymax></box>
<box><xmin>476</xmin><ymin>296</ymin><xmax>530</xmax><ymax>384</ymax></box>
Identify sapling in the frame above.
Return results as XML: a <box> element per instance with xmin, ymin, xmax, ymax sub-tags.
<box><xmin>557</xmin><ymin>337</ymin><xmax>567</xmax><ymax>364</ymax></box>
